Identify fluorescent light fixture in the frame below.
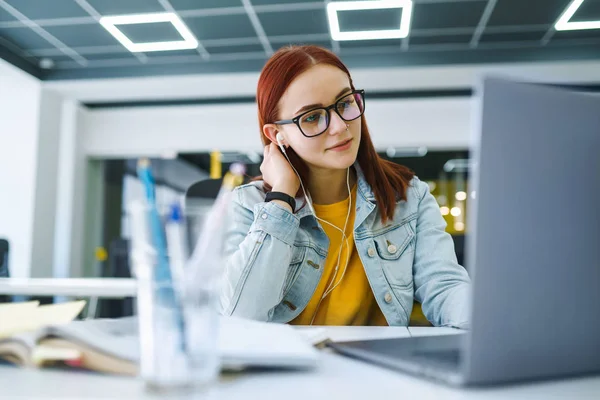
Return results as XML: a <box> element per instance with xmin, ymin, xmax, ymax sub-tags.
<box><xmin>555</xmin><ymin>0</ymin><xmax>600</xmax><ymax>31</ymax></box>
<box><xmin>327</xmin><ymin>0</ymin><xmax>413</xmax><ymax>41</ymax></box>
<box><xmin>99</xmin><ymin>12</ymin><xmax>198</xmax><ymax>52</ymax></box>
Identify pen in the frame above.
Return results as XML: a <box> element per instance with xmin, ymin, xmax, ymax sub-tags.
<box><xmin>137</xmin><ymin>158</ymin><xmax>186</xmax><ymax>352</ymax></box>
<box><xmin>128</xmin><ymin>200</ymin><xmax>157</xmax><ymax>378</ymax></box>
<box><xmin>165</xmin><ymin>202</ymin><xmax>188</xmax><ymax>296</ymax></box>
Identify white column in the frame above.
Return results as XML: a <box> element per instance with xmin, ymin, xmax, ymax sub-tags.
<box><xmin>52</xmin><ymin>99</ymin><xmax>89</xmax><ymax>279</ymax></box>
<box><xmin>29</xmin><ymin>89</ymin><xmax>63</xmax><ymax>278</ymax></box>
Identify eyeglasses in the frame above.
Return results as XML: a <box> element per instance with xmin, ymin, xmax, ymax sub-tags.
<box><xmin>274</xmin><ymin>89</ymin><xmax>365</xmax><ymax>138</ymax></box>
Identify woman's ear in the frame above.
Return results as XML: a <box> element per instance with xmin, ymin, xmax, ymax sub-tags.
<box><xmin>263</xmin><ymin>124</ymin><xmax>281</xmax><ymax>145</ymax></box>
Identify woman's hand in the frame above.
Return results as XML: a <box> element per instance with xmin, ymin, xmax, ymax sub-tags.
<box><xmin>260</xmin><ymin>143</ymin><xmax>300</xmax><ymax>197</ymax></box>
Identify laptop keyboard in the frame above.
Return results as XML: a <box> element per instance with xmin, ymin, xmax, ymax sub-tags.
<box><xmin>411</xmin><ymin>349</ymin><xmax>461</xmax><ymax>366</ymax></box>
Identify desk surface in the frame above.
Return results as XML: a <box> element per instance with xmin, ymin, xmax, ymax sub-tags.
<box><xmin>1</xmin><ymin>327</ymin><xmax>598</xmax><ymax>400</ymax></box>
<box><xmin>0</xmin><ymin>278</ymin><xmax>137</xmax><ymax>298</ymax></box>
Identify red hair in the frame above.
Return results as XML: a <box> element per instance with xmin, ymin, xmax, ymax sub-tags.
<box><xmin>256</xmin><ymin>45</ymin><xmax>414</xmax><ymax>223</ymax></box>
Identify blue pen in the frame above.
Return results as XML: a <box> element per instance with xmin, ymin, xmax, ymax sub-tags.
<box><xmin>166</xmin><ymin>202</ymin><xmax>189</xmax><ymax>295</ymax></box>
<box><xmin>137</xmin><ymin>158</ymin><xmax>186</xmax><ymax>352</ymax></box>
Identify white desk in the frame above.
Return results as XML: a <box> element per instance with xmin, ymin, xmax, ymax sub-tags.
<box><xmin>1</xmin><ymin>327</ymin><xmax>598</xmax><ymax>399</ymax></box>
<box><xmin>0</xmin><ymin>278</ymin><xmax>137</xmax><ymax>298</ymax></box>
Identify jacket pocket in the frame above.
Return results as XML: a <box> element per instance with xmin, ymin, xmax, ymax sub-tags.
<box><xmin>282</xmin><ymin>246</ymin><xmax>307</xmax><ymax>297</ymax></box>
<box><xmin>372</xmin><ymin>223</ymin><xmax>415</xmax><ymax>288</ymax></box>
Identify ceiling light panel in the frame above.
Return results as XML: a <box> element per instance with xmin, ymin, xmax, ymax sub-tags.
<box><xmin>327</xmin><ymin>0</ymin><xmax>414</xmax><ymax>41</ymax></box>
<box><xmin>99</xmin><ymin>12</ymin><xmax>199</xmax><ymax>52</ymax></box>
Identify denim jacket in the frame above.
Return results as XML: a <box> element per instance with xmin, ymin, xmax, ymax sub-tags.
<box><xmin>219</xmin><ymin>164</ymin><xmax>471</xmax><ymax>328</ymax></box>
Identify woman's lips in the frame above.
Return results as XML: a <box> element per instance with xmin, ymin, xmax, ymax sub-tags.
<box><xmin>328</xmin><ymin>138</ymin><xmax>353</xmax><ymax>151</ymax></box>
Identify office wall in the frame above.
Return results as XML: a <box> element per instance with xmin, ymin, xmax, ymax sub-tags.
<box><xmin>0</xmin><ymin>59</ymin><xmax>41</xmax><ymax>278</ymax></box>
<box><xmin>5</xmin><ymin>58</ymin><xmax>597</xmax><ymax>280</ymax></box>
<box><xmin>81</xmin><ymin>97</ymin><xmax>472</xmax><ymax>157</ymax></box>
<box><xmin>0</xmin><ymin>60</ymin><xmax>91</xmax><ymax>279</ymax></box>
<box><xmin>76</xmin><ymin>60</ymin><xmax>600</xmax><ymax>158</ymax></box>
<box><xmin>46</xmin><ymin>60</ymin><xmax>600</xmax><ymax>103</ymax></box>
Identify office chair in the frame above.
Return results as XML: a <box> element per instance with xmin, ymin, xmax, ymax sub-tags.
<box><xmin>185</xmin><ymin>177</ymin><xmax>224</xmax><ymax>201</ymax></box>
<box><xmin>185</xmin><ymin>177</ymin><xmax>226</xmax><ymax>248</ymax></box>
<box><xmin>0</xmin><ymin>239</ymin><xmax>10</xmax><ymax>303</ymax></box>
<box><xmin>451</xmin><ymin>234</ymin><xmax>467</xmax><ymax>269</ymax></box>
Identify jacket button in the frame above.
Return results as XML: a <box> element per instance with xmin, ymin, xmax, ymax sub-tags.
<box><xmin>367</xmin><ymin>247</ymin><xmax>376</xmax><ymax>257</ymax></box>
<box><xmin>384</xmin><ymin>292</ymin><xmax>393</xmax><ymax>303</ymax></box>
<box><xmin>261</xmin><ymin>213</ymin><xmax>268</xmax><ymax>219</ymax></box>
<box><xmin>387</xmin><ymin>244</ymin><xmax>397</xmax><ymax>254</ymax></box>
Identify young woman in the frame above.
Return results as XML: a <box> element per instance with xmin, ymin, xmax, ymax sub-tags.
<box><xmin>220</xmin><ymin>45</ymin><xmax>470</xmax><ymax>328</ymax></box>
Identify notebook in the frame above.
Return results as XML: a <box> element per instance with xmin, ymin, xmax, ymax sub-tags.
<box><xmin>294</xmin><ymin>326</ymin><xmax>412</xmax><ymax>346</ymax></box>
<box><xmin>0</xmin><ymin>302</ymin><xmax>319</xmax><ymax>375</ymax></box>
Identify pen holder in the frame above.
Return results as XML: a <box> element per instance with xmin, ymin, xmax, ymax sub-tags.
<box><xmin>128</xmin><ymin>202</ymin><xmax>222</xmax><ymax>392</ymax></box>
<box><xmin>136</xmin><ymin>266</ymin><xmax>220</xmax><ymax>392</ymax></box>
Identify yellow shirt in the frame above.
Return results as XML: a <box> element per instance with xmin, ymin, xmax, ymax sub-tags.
<box><xmin>290</xmin><ymin>185</ymin><xmax>388</xmax><ymax>326</ymax></box>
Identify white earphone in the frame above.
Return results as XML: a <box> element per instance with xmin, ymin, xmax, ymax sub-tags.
<box><xmin>276</xmin><ymin>132</ymin><xmax>286</xmax><ymax>152</ymax></box>
<box><xmin>275</xmin><ymin>131</ymin><xmax>352</xmax><ymax>325</ymax></box>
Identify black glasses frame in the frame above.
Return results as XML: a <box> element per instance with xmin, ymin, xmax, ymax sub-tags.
<box><xmin>273</xmin><ymin>89</ymin><xmax>365</xmax><ymax>138</ymax></box>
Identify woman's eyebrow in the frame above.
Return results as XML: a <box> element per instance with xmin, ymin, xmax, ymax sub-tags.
<box><xmin>294</xmin><ymin>87</ymin><xmax>352</xmax><ymax>115</ymax></box>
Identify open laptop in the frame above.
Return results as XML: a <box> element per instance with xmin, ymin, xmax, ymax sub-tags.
<box><xmin>328</xmin><ymin>77</ymin><xmax>600</xmax><ymax>386</ymax></box>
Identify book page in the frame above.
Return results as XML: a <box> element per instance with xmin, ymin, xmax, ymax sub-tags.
<box><xmin>35</xmin><ymin>300</ymin><xmax>86</xmax><ymax>328</ymax></box>
<box><xmin>0</xmin><ymin>301</ymin><xmax>41</xmax><ymax>339</ymax></box>
<box><xmin>0</xmin><ymin>300</ymin><xmax>39</xmax><ymax>314</ymax></box>
<box><xmin>37</xmin><ymin>338</ymin><xmax>137</xmax><ymax>376</ymax></box>
<box><xmin>217</xmin><ymin>316</ymin><xmax>319</xmax><ymax>369</ymax></box>
<box><xmin>0</xmin><ymin>300</ymin><xmax>86</xmax><ymax>339</ymax></box>
<box><xmin>0</xmin><ymin>331</ymin><xmax>38</xmax><ymax>366</ymax></box>
<box><xmin>43</xmin><ymin>317</ymin><xmax>139</xmax><ymax>362</ymax></box>
<box><xmin>294</xmin><ymin>326</ymin><xmax>411</xmax><ymax>344</ymax></box>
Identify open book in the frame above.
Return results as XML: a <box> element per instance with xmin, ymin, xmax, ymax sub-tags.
<box><xmin>0</xmin><ymin>300</ymin><xmax>88</xmax><ymax>368</ymax></box>
<box><xmin>0</xmin><ymin>301</ymin><xmax>319</xmax><ymax>375</ymax></box>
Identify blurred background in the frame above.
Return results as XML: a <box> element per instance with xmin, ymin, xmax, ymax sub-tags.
<box><xmin>1</xmin><ymin>0</ymin><xmax>599</xmax><ymax>318</ymax></box>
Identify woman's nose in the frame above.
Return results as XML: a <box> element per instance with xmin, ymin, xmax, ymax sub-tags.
<box><xmin>327</xmin><ymin>110</ymin><xmax>347</xmax><ymax>135</ymax></box>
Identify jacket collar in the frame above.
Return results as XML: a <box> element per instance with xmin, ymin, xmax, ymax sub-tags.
<box><xmin>294</xmin><ymin>162</ymin><xmax>376</xmax><ymax>223</ymax></box>
<box><xmin>354</xmin><ymin>162</ymin><xmax>376</xmax><ymax>203</ymax></box>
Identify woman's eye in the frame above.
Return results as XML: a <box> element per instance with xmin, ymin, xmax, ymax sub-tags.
<box><xmin>302</xmin><ymin>113</ymin><xmax>320</xmax><ymax>124</ymax></box>
<box><xmin>339</xmin><ymin>97</ymin><xmax>355</xmax><ymax>108</ymax></box>
<box><xmin>337</xmin><ymin>100</ymin><xmax>352</xmax><ymax>111</ymax></box>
